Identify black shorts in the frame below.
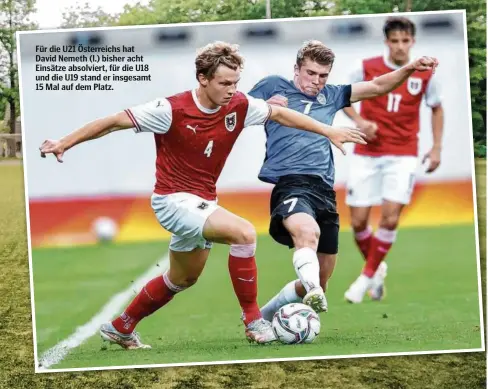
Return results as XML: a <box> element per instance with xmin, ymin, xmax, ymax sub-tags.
<box><xmin>269</xmin><ymin>174</ymin><xmax>339</xmax><ymax>254</ymax></box>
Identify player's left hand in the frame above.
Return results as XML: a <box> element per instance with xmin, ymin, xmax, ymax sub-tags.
<box><xmin>409</xmin><ymin>56</ymin><xmax>439</xmax><ymax>73</ymax></box>
<box><xmin>422</xmin><ymin>147</ymin><xmax>441</xmax><ymax>173</ymax></box>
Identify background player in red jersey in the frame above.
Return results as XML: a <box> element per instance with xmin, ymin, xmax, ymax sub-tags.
<box><xmin>39</xmin><ymin>42</ymin><xmax>366</xmax><ymax>348</ymax></box>
<box><xmin>343</xmin><ymin>17</ymin><xmax>444</xmax><ymax>303</ymax></box>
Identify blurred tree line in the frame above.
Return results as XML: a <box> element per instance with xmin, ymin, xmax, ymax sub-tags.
<box><xmin>0</xmin><ymin>1</ymin><xmax>485</xmax><ymax>156</ymax></box>
<box><xmin>0</xmin><ymin>0</ymin><xmax>35</xmax><ymax>156</ymax></box>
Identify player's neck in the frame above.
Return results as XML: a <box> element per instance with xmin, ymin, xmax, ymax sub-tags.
<box><xmin>387</xmin><ymin>55</ymin><xmax>410</xmax><ymax>68</ymax></box>
<box><xmin>195</xmin><ymin>87</ymin><xmax>219</xmax><ymax>110</ymax></box>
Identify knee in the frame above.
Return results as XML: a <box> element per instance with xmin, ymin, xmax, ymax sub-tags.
<box><xmin>380</xmin><ymin>214</ymin><xmax>399</xmax><ymax>230</ymax></box>
<box><xmin>235</xmin><ymin>222</ymin><xmax>257</xmax><ymax>245</ymax></box>
<box><xmin>291</xmin><ymin>223</ymin><xmax>320</xmax><ymax>249</ymax></box>
<box><xmin>351</xmin><ymin>217</ymin><xmax>368</xmax><ymax>232</ymax></box>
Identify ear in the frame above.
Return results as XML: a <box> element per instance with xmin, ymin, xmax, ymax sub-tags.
<box><xmin>197</xmin><ymin>73</ymin><xmax>208</xmax><ymax>87</ymax></box>
<box><xmin>294</xmin><ymin>64</ymin><xmax>299</xmax><ymax>77</ymax></box>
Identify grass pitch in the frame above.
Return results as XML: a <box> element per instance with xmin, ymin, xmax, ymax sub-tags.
<box><xmin>0</xmin><ymin>160</ymin><xmax>485</xmax><ymax>388</ymax></box>
<box><xmin>33</xmin><ymin>225</ymin><xmax>481</xmax><ymax>369</ymax></box>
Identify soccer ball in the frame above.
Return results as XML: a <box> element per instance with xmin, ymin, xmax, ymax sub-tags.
<box><xmin>272</xmin><ymin>303</ymin><xmax>321</xmax><ymax>344</ymax></box>
<box><xmin>92</xmin><ymin>216</ymin><xmax>118</xmax><ymax>242</ymax></box>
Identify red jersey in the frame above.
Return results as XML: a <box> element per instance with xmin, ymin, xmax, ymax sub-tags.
<box><xmin>353</xmin><ymin>55</ymin><xmax>441</xmax><ymax>156</ymax></box>
<box><xmin>126</xmin><ymin>90</ymin><xmax>271</xmax><ymax>201</ymax></box>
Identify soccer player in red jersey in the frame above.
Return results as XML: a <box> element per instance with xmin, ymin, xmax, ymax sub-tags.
<box><xmin>39</xmin><ymin>42</ymin><xmax>366</xmax><ymax>348</ymax></box>
<box><xmin>343</xmin><ymin>17</ymin><xmax>444</xmax><ymax>303</ymax></box>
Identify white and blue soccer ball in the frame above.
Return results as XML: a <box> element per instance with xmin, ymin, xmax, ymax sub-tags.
<box><xmin>272</xmin><ymin>303</ymin><xmax>321</xmax><ymax>344</ymax></box>
<box><xmin>92</xmin><ymin>216</ymin><xmax>118</xmax><ymax>242</ymax></box>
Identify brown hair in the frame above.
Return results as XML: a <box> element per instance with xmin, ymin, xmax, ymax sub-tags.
<box><xmin>383</xmin><ymin>17</ymin><xmax>416</xmax><ymax>38</ymax></box>
<box><xmin>296</xmin><ymin>40</ymin><xmax>335</xmax><ymax>68</ymax></box>
<box><xmin>195</xmin><ymin>41</ymin><xmax>244</xmax><ymax>81</ymax></box>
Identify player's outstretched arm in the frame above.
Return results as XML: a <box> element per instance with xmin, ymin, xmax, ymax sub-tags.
<box><xmin>350</xmin><ymin>56</ymin><xmax>439</xmax><ymax>103</ymax></box>
<box><xmin>269</xmin><ymin>105</ymin><xmax>367</xmax><ymax>155</ymax></box>
<box><xmin>39</xmin><ymin>111</ymin><xmax>134</xmax><ymax>163</ymax></box>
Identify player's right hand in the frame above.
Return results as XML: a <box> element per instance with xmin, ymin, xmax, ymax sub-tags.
<box><xmin>357</xmin><ymin>119</ymin><xmax>378</xmax><ymax>141</ymax></box>
<box><xmin>409</xmin><ymin>56</ymin><xmax>439</xmax><ymax>73</ymax></box>
<box><xmin>327</xmin><ymin>127</ymin><xmax>367</xmax><ymax>155</ymax></box>
<box><xmin>39</xmin><ymin>139</ymin><xmax>65</xmax><ymax>163</ymax></box>
<box><xmin>266</xmin><ymin>95</ymin><xmax>288</xmax><ymax>107</ymax></box>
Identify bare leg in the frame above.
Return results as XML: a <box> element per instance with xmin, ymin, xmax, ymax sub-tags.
<box><xmin>203</xmin><ymin>207</ymin><xmax>275</xmax><ymax>343</ymax></box>
<box><xmin>260</xmin><ymin>212</ymin><xmax>327</xmax><ymax>318</ymax></box>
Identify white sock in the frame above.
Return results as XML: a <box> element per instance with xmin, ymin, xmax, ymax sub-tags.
<box><xmin>260</xmin><ymin>280</ymin><xmax>301</xmax><ymax>321</ymax></box>
<box><xmin>293</xmin><ymin>247</ymin><xmax>320</xmax><ymax>293</ymax></box>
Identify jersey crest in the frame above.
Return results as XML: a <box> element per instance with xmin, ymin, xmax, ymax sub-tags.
<box><xmin>317</xmin><ymin>93</ymin><xmax>326</xmax><ymax>105</ymax></box>
<box><xmin>355</xmin><ymin>56</ymin><xmax>434</xmax><ymax>156</ymax></box>
<box><xmin>225</xmin><ymin>112</ymin><xmax>237</xmax><ymax>132</ymax></box>
<box><xmin>407</xmin><ymin>77</ymin><xmax>423</xmax><ymax>96</ymax></box>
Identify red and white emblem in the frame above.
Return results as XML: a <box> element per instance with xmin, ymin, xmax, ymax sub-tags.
<box><xmin>225</xmin><ymin>112</ymin><xmax>237</xmax><ymax>132</ymax></box>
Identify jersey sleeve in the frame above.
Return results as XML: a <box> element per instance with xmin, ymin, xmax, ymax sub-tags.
<box><xmin>125</xmin><ymin>98</ymin><xmax>172</xmax><ymax>134</ymax></box>
<box><xmin>424</xmin><ymin>73</ymin><xmax>442</xmax><ymax>108</ymax></box>
<box><xmin>243</xmin><ymin>93</ymin><xmax>272</xmax><ymax>127</ymax></box>
<box><xmin>331</xmin><ymin>84</ymin><xmax>352</xmax><ymax>111</ymax></box>
<box><xmin>349</xmin><ymin>60</ymin><xmax>364</xmax><ymax>83</ymax></box>
<box><xmin>248</xmin><ymin>75</ymin><xmax>281</xmax><ymax>100</ymax></box>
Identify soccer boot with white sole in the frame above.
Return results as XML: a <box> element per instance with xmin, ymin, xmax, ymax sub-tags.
<box><xmin>245</xmin><ymin>318</ymin><xmax>277</xmax><ymax>344</ymax></box>
<box><xmin>302</xmin><ymin>286</ymin><xmax>328</xmax><ymax>313</ymax></box>
<box><xmin>344</xmin><ymin>274</ymin><xmax>373</xmax><ymax>304</ymax></box>
<box><xmin>100</xmin><ymin>322</ymin><xmax>151</xmax><ymax>350</ymax></box>
<box><xmin>368</xmin><ymin>262</ymin><xmax>388</xmax><ymax>301</ymax></box>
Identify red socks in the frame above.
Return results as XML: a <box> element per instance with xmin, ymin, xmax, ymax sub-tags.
<box><xmin>228</xmin><ymin>244</ymin><xmax>261</xmax><ymax>326</ymax></box>
<box><xmin>112</xmin><ymin>272</ymin><xmax>184</xmax><ymax>334</ymax></box>
<box><xmin>354</xmin><ymin>225</ymin><xmax>373</xmax><ymax>260</ymax></box>
<box><xmin>113</xmin><ymin>243</ymin><xmax>263</xmax><ymax>334</ymax></box>
<box><xmin>362</xmin><ymin>228</ymin><xmax>397</xmax><ymax>278</ymax></box>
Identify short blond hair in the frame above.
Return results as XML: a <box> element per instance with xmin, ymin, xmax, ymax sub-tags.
<box><xmin>296</xmin><ymin>40</ymin><xmax>335</xmax><ymax>68</ymax></box>
<box><xmin>195</xmin><ymin>41</ymin><xmax>244</xmax><ymax>81</ymax></box>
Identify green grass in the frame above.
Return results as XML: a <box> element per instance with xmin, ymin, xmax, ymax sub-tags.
<box><xmin>476</xmin><ymin>160</ymin><xmax>486</xmax><ymax>277</ymax></box>
<box><xmin>32</xmin><ymin>224</ymin><xmax>481</xmax><ymax>369</ymax></box>
<box><xmin>0</xmin><ymin>161</ymin><xmax>485</xmax><ymax>389</ymax></box>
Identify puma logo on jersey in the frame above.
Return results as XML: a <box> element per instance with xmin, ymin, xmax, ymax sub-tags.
<box><xmin>186</xmin><ymin>124</ymin><xmax>198</xmax><ymax>134</ymax></box>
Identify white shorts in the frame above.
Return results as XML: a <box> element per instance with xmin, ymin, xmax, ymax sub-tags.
<box><xmin>345</xmin><ymin>154</ymin><xmax>418</xmax><ymax>207</ymax></box>
<box><xmin>151</xmin><ymin>192</ymin><xmax>220</xmax><ymax>252</ymax></box>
